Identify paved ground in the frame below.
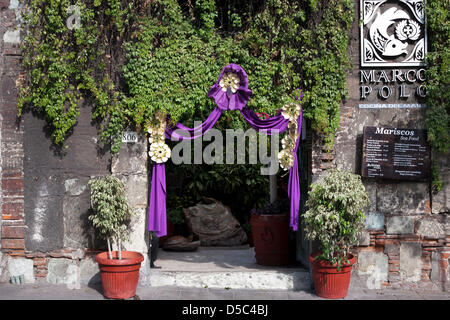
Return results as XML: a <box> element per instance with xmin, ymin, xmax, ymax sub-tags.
<box><xmin>0</xmin><ymin>274</ymin><xmax>448</xmax><ymax>300</ymax></box>
<box><xmin>1</xmin><ymin>247</ymin><xmax>448</xmax><ymax>301</ymax></box>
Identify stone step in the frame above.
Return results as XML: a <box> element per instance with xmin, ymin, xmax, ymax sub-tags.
<box><xmin>148</xmin><ymin>246</ymin><xmax>311</xmax><ymax>290</ymax></box>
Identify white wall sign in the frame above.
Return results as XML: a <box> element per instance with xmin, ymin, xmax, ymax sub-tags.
<box><xmin>360</xmin><ymin>0</ymin><xmax>427</xmax><ymax>67</ymax></box>
<box><xmin>122</xmin><ymin>131</ymin><xmax>138</xmax><ymax>143</ymax></box>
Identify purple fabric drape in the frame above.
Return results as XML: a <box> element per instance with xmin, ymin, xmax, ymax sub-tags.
<box><xmin>148</xmin><ymin>63</ymin><xmax>303</xmax><ymax>237</ymax></box>
<box><xmin>240</xmin><ymin>107</ymin><xmax>289</xmax><ymax>134</ymax></box>
<box><xmin>165</xmin><ymin>108</ymin><xmax>223</xmax><ymax>141</ymax></box>
<box><xmin>288</xmin><ymin>114</ymin><xmax>302</xmax><ymax>231</ymax></box>
<box><xmin>148</xmin><ymin>107</ymin><xmax>303</xmax><ymax>236</ymax></box>
<box><xmin>241</xmin><ymin>107</ymin><xmax>302</xmax><ymax>231</ymax></box>
<box><xmin>148</xmin><ymin>163</ymin><xmax>167</xmax><ymax>237</ymax></box>
<box><xmin>148</xmin><ymin>108</ymin><xmax>224</xmax><ymax>237</ymax></box>
<box><xmin>207</xmin><ymin>63</ymin><xmax>252</xmax><ymax>111</ymax></box>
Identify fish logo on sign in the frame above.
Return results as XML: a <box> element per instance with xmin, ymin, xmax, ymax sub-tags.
<box><xmin>360</xmin><ymin>0</ymin><xmax>426</xmax><ymax>67</ymax></box>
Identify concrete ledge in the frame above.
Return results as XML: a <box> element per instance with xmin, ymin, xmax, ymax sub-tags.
<box><xmin>149</xmin><ymin>247</ymin><xmax>311</xmax><ymax>290</ymax></box>
<box><xmin>149</xmin><ymin>270</ymin><xmax>311</xmax><ymax>291</ymax></box>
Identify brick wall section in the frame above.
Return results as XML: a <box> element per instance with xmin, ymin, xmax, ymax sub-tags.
<box><xmin>310</xmin><ymin>1</ymin><xmax>450</xmax><ymax>291</ymax></box>
<box><xmin>0</xmin><ymin>0</ymin><xmax>26</xmax><ymax>257</ymax></box>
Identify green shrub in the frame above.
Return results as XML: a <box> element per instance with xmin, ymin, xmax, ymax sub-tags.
<box><xmin>88</xmin><ymin>175</ymin><xmax>135</xmax><ymax>259</ymax></box>
<box><xmin>303</xmin><ymin>170</ymin><xmax>368</xmax><ymax>269</ymax></box>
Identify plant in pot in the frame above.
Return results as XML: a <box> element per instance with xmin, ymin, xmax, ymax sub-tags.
<box><xmin>88</xmin><ymin>175</ymin><xmax>144</xmax><ymax>300</ymax></box>
<box><xmin>303</xmin><ymin>169</ymin><xmax>368</xmax><ymax>299</ymax></box>
<box><xmin>250</xmin><ymin>198</ymin><xmax>291</xmax><ymax>266</ymax></box>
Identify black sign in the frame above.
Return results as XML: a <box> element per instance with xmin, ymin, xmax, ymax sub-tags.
<box><xmin>362</xmin><ymin>126</ymin><xmax>430</xmax><ymax>181</ymax></box>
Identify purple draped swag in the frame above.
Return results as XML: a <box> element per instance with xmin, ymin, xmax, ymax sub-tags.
<box><xmin>148</xmin><ymin>64</ymin><xmax>303</xmax><ymax>237</ymax></box>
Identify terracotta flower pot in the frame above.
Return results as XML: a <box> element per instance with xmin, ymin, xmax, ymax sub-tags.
<box><xmin>250</xmin><ymin>213</ymin><xmax>291</xmax><ymax>266</ymax></box>
<box><xmin>309</xmin><ymin>252</ymin><xmax>356</xmax><ymax>299</ymax></box>
<box><xmin>96</xmin><ymin>251</ymin><xmax>144</xmax><ymax>299</ymax></box>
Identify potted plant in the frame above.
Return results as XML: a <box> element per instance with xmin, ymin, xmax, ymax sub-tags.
<box><xmin>303</xmin><ymin>169</ymin><xmax>368</xmax><ymax>299</ymax></box>
<box><xmin>250</xmin><ymin>198</ymin><xmax>291</xmax><ymax>266</ymax></box>
<box><xmin>88</xmin><ymin>175</ymin><xmax>144</xmax><ymax>300</ymax></box>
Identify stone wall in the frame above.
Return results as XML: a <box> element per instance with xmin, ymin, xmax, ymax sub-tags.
<box><xmin>0</xmin><ymin>0</ymin><xmax>447</xmax><ymax>292</ymax></box>
<box><xmin>310</xmin><ymin>0</ymin><xmax>449</xmax><ymax>291</ymax></box>
<box><xmin>0</xmin><ymin>0</ymin><xmax>150</xmax><ymax>287</ymax></box>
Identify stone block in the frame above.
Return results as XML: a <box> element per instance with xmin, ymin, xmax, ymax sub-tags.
<box><xmin>139</xmin><ymin>255</ymin><xmax>151</xmax><ymax>286</ymax></box>
<box><xmin>364</xmin><ymin>182</ymin><xmax>377</xmax><ymax>214</ymax></box>
<box><xmin>7</xmin><ymin>257</ymin><xmax>34</xmax><ymax>283</ymax></box>
<box><xmin>377</xmin><ymin>183</ymin><xmax>429</xmax><ymax>215</ymax></box>
<box><xmin>9</xmin><ymin>0</ymin><xmax>19</xmax><ymax>9</ymax></box>
<box><xmin>357</xmin><ymin>250</ymin><xmax>388</xmax><ymax>289</ymax></box>
<box><xmin>111</xmin><ymin>138</ymin><xmax>148</xmax><ymax>175</ymax></box>
<box><xmin>3</xmin><ymin>30</ymin><xmax>20</xmax><ymax>44</ymax></box>
<box><xmin>64</xmin><ymin>178</ymin><xmax>87</xmax><ymax>196</ymax></box>
<box><xmin>357</xmin><ymin>230</ymin><xmax>371</xmax><ymax>246</ymax></box>
<box><xmin>47</xmin><ymin>258</ymin><xmax>80</xmax><ymax>289</ymax></box>
<box><xmin>430</xmin><ymin>252</ymin><xmax>440</xmax><ymax>282</ymax></box>
<box><xmin>63</xmin><ymin>192</ymin><xmax>93</xmax><ymax>249</ymax></box>
<box><xmin>365</xmin><ymin>213</ymin><xmax>385</xmax><ymax>230</ymax></box>
<box><xmin>116</xmin><ymin>174</ymin><xmax>148</xmax><ymax>208</ymax></box>
<box><xmin>400</xmin><ymin>242</ymin><xmax>422</xmax><ymax>282</ymax></box>
<box><xmin>386</xmin><ymin>216</ymin><xmax>414</xmax><ymax>235</ymax></box>
<box><xmin>0</xmin><ymin>252</ymin><xmax>9</xmax><ymax>283</ymax></box>
<box><xmin>79</xmin><ymin>256</ymin><xmax>100</xmax><ymax>285</ymax></box>
<box><xmin>122</xmin><ymin>207</ymin><xmax>149</xmax><ymax>254</ymax></box>
<box><xmin>431</xmin><ymin>152</ymin><xmax>450</xmax><ymax>213</ymax></box>
<box><xmin>416</xmin><ymin>217</ymin><xmax>445</xmax><ymax>239</ymax></box>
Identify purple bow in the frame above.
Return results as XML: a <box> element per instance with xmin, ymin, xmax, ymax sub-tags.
<box><xmin>207</xmin><ymin>63</ymin><xmax>253</xmax><ymax>111</ymax></box>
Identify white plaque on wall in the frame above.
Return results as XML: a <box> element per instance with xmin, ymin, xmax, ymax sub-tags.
<box><xmin>360</xmin><ymin>0</ymin><xmax>427</xmax><ymax>67</ymax></box>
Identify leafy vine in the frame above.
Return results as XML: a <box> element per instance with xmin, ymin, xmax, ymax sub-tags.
<box><xmin>425</xmin><ymin>0</ymin><xmax>449</xmax><ymax>192</ymax></box>
<box><xmin>18</xmin><ymin>0</ymin><xmax>354</xmax><ymax>154</ymax></box>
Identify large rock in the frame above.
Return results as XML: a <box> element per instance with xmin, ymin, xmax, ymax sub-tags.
<box><xmin>183</xmin><ymin>198</ymin><xmax>247</xmax><ymax>246</ymax></box>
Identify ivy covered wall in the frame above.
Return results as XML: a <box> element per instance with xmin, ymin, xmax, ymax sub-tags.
<box><xmin>18</xmin><ymin>0</ymin><xmax>354</xmax><ymax>152</ymax></box>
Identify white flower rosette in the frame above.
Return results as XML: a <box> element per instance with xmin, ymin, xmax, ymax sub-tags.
<box><xmin>278</xmin><ymin>149</ymin><xmax>294</xmax><ymax>171</ymax></box>
<box><xmin>281</xmin><ymin>103</ymin><xmax>301</xmax><ymax>122</ymax></box>
<box><xmin>148</xmin><ymin>132</ymin><xmax>165</xmax><ymax>144</ymax></box>
<box><xmin>281</xmin><ymin>135</ymin><xmax>296</xmax><ymax>150</ymax></box>
<box><xmin>219</xmin><ymin>72</ymin><xmax>240</xmax><ymax>93</ymax></box>
<box><xmin>149</xmin><ymin>142</ymin><xmax>171</xmax><ymax>164</ymax></box>
<box><xmin>277</xmin><ymin>102</ymin><xmax>302</xmax><ymax>171</ymax></box>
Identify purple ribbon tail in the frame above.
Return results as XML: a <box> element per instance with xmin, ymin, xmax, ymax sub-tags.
<box><xmin>287</xmin><ymin>113</ymin><xmax>303</xmax><ymax>231</ymax></box>
<box><xmin>148</xmin><ymin>163</ymin><xmax>167</xmax><ymax>237</ymax></box>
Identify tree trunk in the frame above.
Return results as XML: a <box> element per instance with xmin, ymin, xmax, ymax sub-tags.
<box><xmin>107</xmin><ymin>237</ymin><xmax>112</xmax><ymax>260</ymax></box>
<box><xmin>118</xmin><ymin>237</ymin><xmax>122</xmax><ymax>260</ymax></box>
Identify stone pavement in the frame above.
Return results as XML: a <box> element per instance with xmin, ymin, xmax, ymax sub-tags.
<box><xmin>0</xmin><ymin>273</ymin><xmax>448</xmax><ymax>300</ymax></box>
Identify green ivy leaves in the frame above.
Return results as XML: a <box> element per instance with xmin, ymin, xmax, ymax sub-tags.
<box><xmin>425</xmin><ymin>0</ymin><xmax>449</xmax><ymax>192</ymax></box>
<box><xmin>19</xmin><ymin>0</ymin><xmax>355</xmax><ymax>154</ymax></box>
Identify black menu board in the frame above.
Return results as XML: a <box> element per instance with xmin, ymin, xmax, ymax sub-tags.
<box><xmin>362</xmin><ymin>126</ymin><xmax>430</xmax><ymax>181</ymax></box>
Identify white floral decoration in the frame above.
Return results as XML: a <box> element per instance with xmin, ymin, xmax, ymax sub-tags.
<box><xmin>219</xmin><ymin>72</ymin><xmax>240</xmax><ymax>93</ymax></box>
<box><xmin>278</xmin><ymin>103</ymin><xmax>301</xmax><ymax>171</ymax></box>
<box><xmin>148</xmin><ymin>110</ymin><xmax>171</xmax><ymax>163</ymax></box>
<box><xmin>281</xmin><ymin>103</ymin><xmax>301</xmax><ymax>122</ymax></box>
<box><xmin>281</xmin><ymin>135</ymin><xmax>296</xmax><ymax>150</ymax></box>
<box><xmin>278</xmin><ymin>149</ymin><xmax>294</xmax><ymax>171</ymax></box>
<box><xmin>149</xmin><ymin>142</ymin><xmax>171</xmax><ymax>163</ymax></box>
